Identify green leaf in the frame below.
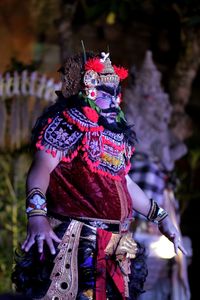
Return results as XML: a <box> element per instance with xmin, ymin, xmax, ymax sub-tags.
<box><xmin>87</xmin><ymin>98</ymin><xmax>101</xmax><ymax>113</ymax></box>
<box><xmin>116</xmin><ymin>109</ymin><xmax>126</xmax><ymax>122</ymax></box>
<box><xmin>88</xmin><ymin>99</ymin><xmax>96</xmax><ymax>109</ymax></box>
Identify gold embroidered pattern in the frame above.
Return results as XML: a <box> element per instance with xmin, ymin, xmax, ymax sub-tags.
<box><xmin>116</xmin><ymin>233</ymin><xmax>137</xmax><ymax>298</ymax></box>
<box><xmin>82</xmin><ymin>288</ymin><xmax>93</xmax><ymax>300</ymax></box>
<box><xmin>105</xmin><ymin>232</ymin><xmax>137</xmax><ymax>260</ymax></box>
<box><xmin>115</xmin><ymin>233</ymin><xmax>138</xmax><ymax>260</ymax></box>
<box><xmin>101</xmin><ymin>152</ymin><xmax>122</xmax><ymax>166</ymax></box>
<box><xmin>105</xmin><ymin>232</ymin><xmax>138</xmax><ymax>298</ymax></box>
<box><xmin>105</xmin><ymin>233</ymin><xmax>121</xmax><ymax>256</ymax></box>
<box><xmin>42</xmin><ymin>220</ymin><xmax>83</xmax><ymax>300</ymax></box>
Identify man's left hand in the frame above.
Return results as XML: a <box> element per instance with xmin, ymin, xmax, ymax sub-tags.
<box><xmin>158</xmin><ymin>216</ymin><xmax>187</xmax><ymax>255</ymax></box>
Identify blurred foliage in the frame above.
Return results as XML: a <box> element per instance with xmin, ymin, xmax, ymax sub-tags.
<box><xmin>30</xmin><ymin>0</ymin><xmax>60</xmax><ymax>33</ymax></box>
<box><xmin>0</xmin><ymin>153</ymin><xmax>29</xmax><ymax>292</ymax></box>
<box><xmin>5</xmin><ymin>58</ymin><xmax>37</xmax><ymax>74</ymax></box>
<box><xmin>74</xmin><ymin>0</ymin><xmax>200</xmax><ymax>26</ymax></box>
<box><xmin>22</xmin><ymin>0</ymin><xmax>200</xmax><ymax>32</ymax></box>
<box><xmin>74</xmin><ymin>0</ymin><xmax>151</xmax><ymax>25</ymax></box>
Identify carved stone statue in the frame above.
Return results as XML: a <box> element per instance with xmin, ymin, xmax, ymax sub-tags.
<box><xmin>124</xmin><ymin>50</ymin><xmax>191</xmax><ymax>300</ymax></box>
<box><xmin>124</xmin><ymin>50</ymin><xmax>187</xmax><ymax>172</ymax></box>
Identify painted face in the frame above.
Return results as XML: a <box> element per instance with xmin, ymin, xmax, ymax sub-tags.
<box><xmin>96</xmin><ymin>83</ymin><xmax>119</xmax><ymax>105</ymax></box>
<box><xmin>95</xmin><ymin>90</ymin><xmax>117</xmax><ymax>109</ymax></box>
<box><xmin>95</xmin><ymin>84</ymin><xmax>119</xmax><ymax>123</ymax></box>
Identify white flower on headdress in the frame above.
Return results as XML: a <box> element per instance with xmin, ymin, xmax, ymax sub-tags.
<box><xmin>100</xmin><ymin>52</ymin><xmax>110</xmax><ymax>62</ymax></box>
<box><xmin>85</xmin><ymin>87</ymin><xmax>97</xmax><ymax>100</ymax></box>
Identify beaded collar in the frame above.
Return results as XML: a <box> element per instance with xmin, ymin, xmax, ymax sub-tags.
<box><xmin>36</xmin><ymin>108</ymin><xmax>134</xmax><ymax>180</ymax></box>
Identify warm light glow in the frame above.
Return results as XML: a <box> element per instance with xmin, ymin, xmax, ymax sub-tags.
<box><xmin>106</xmin><ymin>12</ymin><xmax>116</xmax><ymax>25</ymax></box>
<box><xmin>149</xmin><ymin>235</ymin><xmax>176</xmax><ymax>259</ymax></box>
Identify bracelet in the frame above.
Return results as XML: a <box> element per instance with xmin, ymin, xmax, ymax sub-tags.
<box><xmin>26</xmin><ymin>188</ymin><xmax>47</xmax><ymax>217</ymax></box>
<box><xmin>155</xmin><ymin>207</ymin><xmax>168</xmax><ymax>223</ymax></box>
<box><xmin>26</xmin><ymin>187</ymin><xmax>45</xmax><ymax>199</ymax></box>
<box><xmin>147</xmin><ymin>199</ymin><xmax>168</xmax><ymax>224</ymax></box>
<box><xmin>28</xmin><ymin>210</ymin><xmax>47</xmax><ymax>218</ymax></box>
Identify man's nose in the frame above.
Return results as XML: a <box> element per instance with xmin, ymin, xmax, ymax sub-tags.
<box><xmin>111</xmin><ymin>97</ymin><xmax>117</xmax><ymax>107</ymax></box>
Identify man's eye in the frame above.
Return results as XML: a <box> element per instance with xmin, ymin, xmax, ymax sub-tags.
<box><xmin>103</xmin><ymin>93</ymin><xmax>111</xmax><ymax>99</ymax></box>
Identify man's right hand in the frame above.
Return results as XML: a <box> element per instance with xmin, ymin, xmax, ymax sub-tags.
<box><xmin>21</xmin><ymin>216</ymin><xmax>62</xmax><ymax>255</ymax></box>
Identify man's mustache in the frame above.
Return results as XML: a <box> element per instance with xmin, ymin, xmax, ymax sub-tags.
<box><xmin>101</xmin><ymin>107</ymin><xmax>120</xmax><ymax>113</ymax></box>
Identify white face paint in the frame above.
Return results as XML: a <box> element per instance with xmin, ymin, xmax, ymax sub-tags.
<box><xmin>95</xmin><ymin>83</ymin><xmax>119</xmax><ymax>123</ymax></box>
<box><xmin>95</xmin><ymin>90</ymin><xmax>116</xmax><ymax>109</ymax></box>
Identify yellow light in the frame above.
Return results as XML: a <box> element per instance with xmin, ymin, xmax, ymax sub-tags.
<box><xmin>149</xmin><ymin>235</ymin><xmax>176</xmax><ymax>259</ymax></box>
<box><xmin>106</xmin><ymin>12</ymin><xmax>116</xmax><ymax>25</ymax></box>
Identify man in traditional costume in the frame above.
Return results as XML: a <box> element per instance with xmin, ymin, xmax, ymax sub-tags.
<box><xmin>12</xmin><ymin>51</ymin><xmax>186</xmax><ymax>300</ymax></box>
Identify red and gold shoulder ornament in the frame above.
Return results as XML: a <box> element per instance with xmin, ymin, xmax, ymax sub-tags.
<box><xmin>35</xmin><ymin>108</ymin><xmax>135</xmax><ymax>180</ymax></box>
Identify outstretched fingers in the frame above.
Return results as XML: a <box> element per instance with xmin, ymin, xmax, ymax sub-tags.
<box><xmin>170</xmin><ymin>234</ymin><xmax>187</xmax><ymax>255</ymax></box>
<box><xmin>22</xmin><ymin>235</ymin><xmax>36</xmax><ymax>252</ymax></box>
<box><xmin>21</xmin><ymin>234</ymin><xmax>30</xmax><ymax>250</ymax></box>
<box><xmin>21</xmin><ymin>230</ymin><xmax>62</xmax><ymax>255</ymax></box>
<box><xmin>46</xmin><ymin>232</ymin><xmax>62</xmax><ymax>255</ymax></box>
<box><xmin>178</xmin><ymin>242</ymin><xmax>188</xmax><ymax>255</ymax></box>
<box><xmin>51</xmin><ymin>231</ymin><xmax>62</xmax><ymax>244</ymax></box>
<box><xmin>170</xmin><ymin>234</ymin><xmax>179</xmax><ymax>254</ymax></box>
<box><xmin>35</xmin><ymin>234</ymin><xmax>45</xmax><ymax>253</ymax></box>
<box><xmin>46</xmin><ymin>237</ymin><xmax>56</xmax><ymax>255</ymax></box>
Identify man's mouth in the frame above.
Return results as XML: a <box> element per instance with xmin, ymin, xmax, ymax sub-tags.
<box><xmin>108</xmin><ymin>112</ymin><xmax>117</xmax><ymax>117</ymax></box>
<box><xmin>101</xmin><ymin>112</ymin><xmax>117</xmax><ymax>117</ymax></box>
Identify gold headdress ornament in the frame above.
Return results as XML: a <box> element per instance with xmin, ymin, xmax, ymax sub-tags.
<box><xmin>99</xmin><ymin>52</ymin><xmax>120</xmax><ymax>85</ymax></box>
<box><xmin>59</xmin><ymin>49</ymin><xmax>128</xmax><ymax>102</ymax></box>
<box><xmin>83</xmin><ymin>52</ymin><xmax>128</xmax><ymax>101</ymax></box>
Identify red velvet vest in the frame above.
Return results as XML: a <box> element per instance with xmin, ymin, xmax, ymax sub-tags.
<box><xmin>35</xmin><ymin>107</ymin><xmax>134</xmax><ymax>222</ymax></box>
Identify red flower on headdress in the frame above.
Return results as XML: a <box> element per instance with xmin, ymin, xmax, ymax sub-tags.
<box><xmin>113</xmin><ymin>65</ymin><xmax>128</xmax><ymax>80</ymax></box>
<box><xmin>82</xmin><ymin>106</ymin><xmax>99</xmax><ymax>123</ymax></box>
<box><xmin>85</xmin><ymin>58</ymin><xmax>104</xmax><ymax>73</ymax></box>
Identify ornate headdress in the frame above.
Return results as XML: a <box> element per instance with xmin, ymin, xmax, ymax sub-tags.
<box><xmin>60</xmin><ymin>52</ymin><xmax>128</xmax><ymax>98</ymax></box>
<box><xmin>83</xmin><ymin>52</ymin><xmax>128</xmax><ymax>102</ymax></box>
<box><xmin>60</xmin><ymin>51</ymin><xmax>128</xmax><ymax>122</ymax></box>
